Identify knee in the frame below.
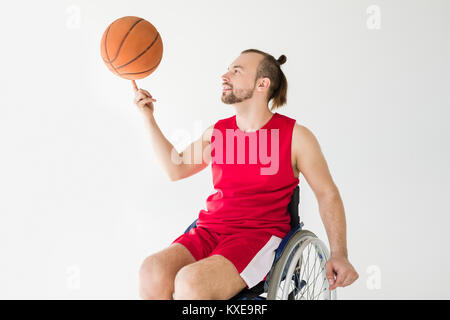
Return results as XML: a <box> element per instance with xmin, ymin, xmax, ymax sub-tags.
<box><xmin>173</xmin><ymin>265</ymin><xmax>210</xmax><ymax>300</ymax></box>
<box><xmin>139</xmin><ymin>255</ymin><xmax>172</xmax><ymax>300</ymax></box>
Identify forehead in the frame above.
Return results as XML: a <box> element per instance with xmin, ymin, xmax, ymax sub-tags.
<box><xmin>227</xmin><ymin>52</ymin><xmax>263</xmax><ymax>71</ymax></box>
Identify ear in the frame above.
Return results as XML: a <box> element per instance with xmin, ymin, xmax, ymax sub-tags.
<box><xmin>257</xmin><ymin>77</ymin><xmax>271</xmax><ymax>92</ymax></box>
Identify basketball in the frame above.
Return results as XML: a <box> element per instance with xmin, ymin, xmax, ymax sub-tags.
<box><xmin>100</xmin><ymin>16</ymin><xmax>163</xmax><ymax>80</ymax></box>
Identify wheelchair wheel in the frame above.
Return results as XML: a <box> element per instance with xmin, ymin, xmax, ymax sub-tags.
<box><xmin>266</xmin><ymin>229</ymin><xmax>337</xmax><ymax>300</ymax></box>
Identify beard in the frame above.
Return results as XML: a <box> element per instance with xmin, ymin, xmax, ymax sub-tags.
<box><xmin>221</xmin><ymin>84</ymin><xmax>255</xmax><ymax>105</ymax></box>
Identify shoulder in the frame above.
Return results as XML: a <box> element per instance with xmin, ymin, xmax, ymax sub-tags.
<box><xmin>293</xmin><ymin>123</ymin><xmax>316</xmax><ymax>140</ymax></box>
<box><xmin>292</xmin><ymin>123</ymin><xmax>322</xmax><ymax>155</ymax></box>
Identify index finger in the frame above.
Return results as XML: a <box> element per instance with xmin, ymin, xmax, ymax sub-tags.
<box><xmin>131</xmin><ymin>80</ymin><xmax>138</xmax><ymax>92</ymax></box>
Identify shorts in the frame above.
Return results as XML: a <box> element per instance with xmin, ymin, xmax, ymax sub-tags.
<box><xmin>171</xmin><ymin>226</ymin><xmax>283</xmax><ymax>289</ymax></box>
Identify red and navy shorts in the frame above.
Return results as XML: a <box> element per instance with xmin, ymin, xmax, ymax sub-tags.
<box><xmin>171</xmin><ymin>226</ymin><xmax>283</xmax><ymax>289</ymax></box>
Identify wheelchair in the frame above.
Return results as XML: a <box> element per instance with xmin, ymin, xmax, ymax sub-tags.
<box><xmin>183</xmin><ymin>185</ymin><xmax>337</xmax><ymax>300</ymax></box>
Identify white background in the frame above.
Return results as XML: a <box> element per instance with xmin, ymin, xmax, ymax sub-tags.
<box><xmin>0</xmin><ymin>0</ymin><xmax>449</xmax><ymax>299</ymax></box>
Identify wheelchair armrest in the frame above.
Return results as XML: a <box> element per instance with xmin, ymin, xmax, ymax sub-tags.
<box><xmin>184</xmin><ymin>218</ymin><xmax>198</xmax><ymax>234</ymax></box>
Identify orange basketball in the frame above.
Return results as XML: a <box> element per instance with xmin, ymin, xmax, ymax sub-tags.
<box><xmin>100</xmin><ymin>16</ymin><xmax>163</xmax><ymax>80</ymax></box>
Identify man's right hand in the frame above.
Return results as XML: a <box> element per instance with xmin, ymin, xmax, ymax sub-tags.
<box><xmin>132</xmin><ymin>80</ymin><xmax>157</xmax><ymax>117</ymax></box>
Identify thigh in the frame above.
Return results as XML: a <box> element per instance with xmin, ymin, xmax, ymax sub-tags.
<box><xmin>175</xmin><ymin>254</ymin><xmax>247</xmax><ymax>300</ymax></box>
<box><xmin>141</xmin><ymin>242</ymin><xmax>196</xmax><ymax>279</ymax></box>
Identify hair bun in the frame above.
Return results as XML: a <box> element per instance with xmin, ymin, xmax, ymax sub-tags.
<box><xmin>277</xmin><ymin>55</ymin><xmax>287</xmax><ymax>66</ymax></box>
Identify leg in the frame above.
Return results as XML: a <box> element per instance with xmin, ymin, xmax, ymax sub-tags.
<box><xmin>173</xmin><ymin>231</ymin><xmax>283</xmax><ymax>300</ymax></box>
<box><xmin>173</xmin><ymin>254</ymin><xmax>247</xmax><ymax>300</ymax></box>
<box><xmin>139</xmin><ymin>243</ymin><xmax>196</xmax><ymax>300</ymax></box>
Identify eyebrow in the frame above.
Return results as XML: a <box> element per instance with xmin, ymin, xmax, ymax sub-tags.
<box><xmin>227</xmin><ymin>65</ymin><xmax>244</xmax><ymax>71</ymax></box>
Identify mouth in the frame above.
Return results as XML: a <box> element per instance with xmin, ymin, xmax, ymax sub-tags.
<box><xmin>222</xmin><ymin>84</ymin><xmax>232</xmax><ymax>92</ymax></box>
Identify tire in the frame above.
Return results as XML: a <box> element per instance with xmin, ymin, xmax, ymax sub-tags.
<box><xmin>266</xmin><ymin>229</ymin><xmax>337</xmax><ymax>300</ymax></box>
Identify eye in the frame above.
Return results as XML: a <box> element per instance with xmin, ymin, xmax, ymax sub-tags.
<box><xmin>234</xmin><ymin>70</ymin><xmax>239</xmax><ymax>74</ymax></box>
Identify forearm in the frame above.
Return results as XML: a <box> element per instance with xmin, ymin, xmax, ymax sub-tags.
<box><xmin>142</xmin><ymin>114</ymin><xmax>182</xmax><ymax>180</ymax></box>
<box><xmin>317</xmin><ymin>191</ymin><xmax>348</xmax><ymax>258</ymax></box>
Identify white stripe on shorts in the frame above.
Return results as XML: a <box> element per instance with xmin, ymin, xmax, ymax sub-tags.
<box><xmin>239</xmin><ymin>235</ymin><xmax>283</xmax><ymax>289</ymax></box>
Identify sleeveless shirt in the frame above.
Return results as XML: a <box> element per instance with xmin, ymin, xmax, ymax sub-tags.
<box><xmin>196</xmin><ymin>112</ymin><xmax>299</xmax><ymax>238</ymax></box>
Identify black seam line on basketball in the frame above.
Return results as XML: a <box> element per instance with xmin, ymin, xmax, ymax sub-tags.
<box><xmin>104</xmin><ymin>25</ymin><xmax>120</xmax><ymax>75</ymax></box>
<box><xmin>115</xmin><ymin>32</ymin><xmax>160</xmax><ymax>70</ymax></box>
<box><xmin>109</xmin><ymin>18</ymin><xmax>144</xmax><ymax>64</ymax></box>
<box><xmin>118</xmin><ymin>55</ymin><xmax>162</xmax><ymax>75</ymax></box>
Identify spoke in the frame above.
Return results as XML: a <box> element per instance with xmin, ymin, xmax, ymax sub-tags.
<box><xmin>278</xmin><ymin>248</ymin><xmax>296</xmax><ymax>300</ymax></box>
<box><xmin>316</xmin><ymin>247</ymin><xmax>329</xmax><ymax>299</ymax></box>
<box><xmin>299</xmin><ymin>250</ymin><xmax>308</xmax><ymax>287</ymax></box>
<box><xmin>297</xmin><ymin>247</ymin><xmax>309</xmax><ymax>299</ymax></box>
<box><xmin>304</xmin><ymin>244</ymin><xmax>312</xmax><ymax>299</ymax></box>
<box><xmin>316</xmin><ymin>276</ymin><xmax>328</xmax><ymax>299</ymax></box>
<box><xmin>309</xmin><ymin>264</ymin><xmax>328</xmax><ymax>300</ymax></box>
<box><xmin>306</xmin><ymin>243</ymin><xmax>315</xmax><ymax>299</ymax></box>
<box><xmin>297</xmin><ymin>245</ymin><xmax>327</xmax><ymax>300</ymax></box>
<box><xmin>312</xmin><ymin>284</ymin><xmax>328</xmax><ymax>300</ymax></box>
<box><xmin>310</xmin><ymin>245</ymin><xmax>319</xmax><ymax>298</ymax></box>
<box><xmin>302</xmin><ymin>260</ymin><xmax>324</xmax><ymax>294</ymax></box>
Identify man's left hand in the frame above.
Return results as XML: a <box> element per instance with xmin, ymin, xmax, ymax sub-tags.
<box><xmin>325</xmin><ymin>255</ymin><xmax>359</xmax><ymax>291</ymax></box>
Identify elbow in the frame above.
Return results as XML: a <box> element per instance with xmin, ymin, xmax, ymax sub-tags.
<box><xmin>169</xmin><ymin>167</ymin><xmax>184</xmax><ymax>182</ymax></box>
<box><xmin>169</xmin><ymin>154</ymin><xmax>184</xmax><ymax>182</ymax></box>
<box><xmin>317</xmin><ymin>187</ymin><xmax>340</xmax><ymax>202</ymax></box>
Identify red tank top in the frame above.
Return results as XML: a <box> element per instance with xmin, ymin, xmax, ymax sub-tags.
<box><xmin>196</xmin><ymin>112</ymin><xmax>299</xmax><ymax>238</ymax></box>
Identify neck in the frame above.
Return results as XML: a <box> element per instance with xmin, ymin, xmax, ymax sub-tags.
<box><xmin>234</xmin><ymin>105</ymin><xmax>274</xmax><ymax>132</ymax></box>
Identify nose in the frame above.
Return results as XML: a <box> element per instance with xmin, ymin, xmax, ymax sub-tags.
<box><xmin>221</xmin><ymin>73</ymin><xmax>230</xmax><ymax>83</ymax></box>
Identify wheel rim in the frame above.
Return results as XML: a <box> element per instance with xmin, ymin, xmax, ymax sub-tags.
<box><xmin>274</xmin><ymin>236</ymin><xmax>336</xmax><ymax>300</ymax></box>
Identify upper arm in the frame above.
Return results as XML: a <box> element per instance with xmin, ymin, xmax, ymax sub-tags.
<box><xmin>293</xmin><ymin>124</ymin><xmax>338</xmax><ymax>198</ymax></box>
<box><xmin>174</xmin><ymin>124</ymin><xmax>214</xmax><ymax>181</ymax></box>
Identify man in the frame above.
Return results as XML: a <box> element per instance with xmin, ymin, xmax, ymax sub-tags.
<box><xmin>133</xmin><ymin>49</ymin><xmax>358</xmax><ymax>300</ymax></box>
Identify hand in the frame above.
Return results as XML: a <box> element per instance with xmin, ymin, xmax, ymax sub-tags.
<box><xmin>132</xmin><ymin>80</ymin><xmax>157</xmax><ymax>117</ymax></box>
<box><xmin>325</xmin><ymin>255</ymin><xmax>359</xmax><ymax>291</ymax></box>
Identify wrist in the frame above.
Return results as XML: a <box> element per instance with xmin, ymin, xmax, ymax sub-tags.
<box><xmin>143</xmin><ymin>112</ymin><xmax>155</xmax><ymax>124</ymax></box>
<box><xmin>330</xmin><ymin>250</ymin><xmax>348</xmax><ymax>259</ymax></box>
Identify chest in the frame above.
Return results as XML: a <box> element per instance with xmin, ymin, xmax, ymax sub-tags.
<box><xmin>210</xmin><ymin>128</ymin><xmax>299</xmax><ymax>186</ymax></box>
